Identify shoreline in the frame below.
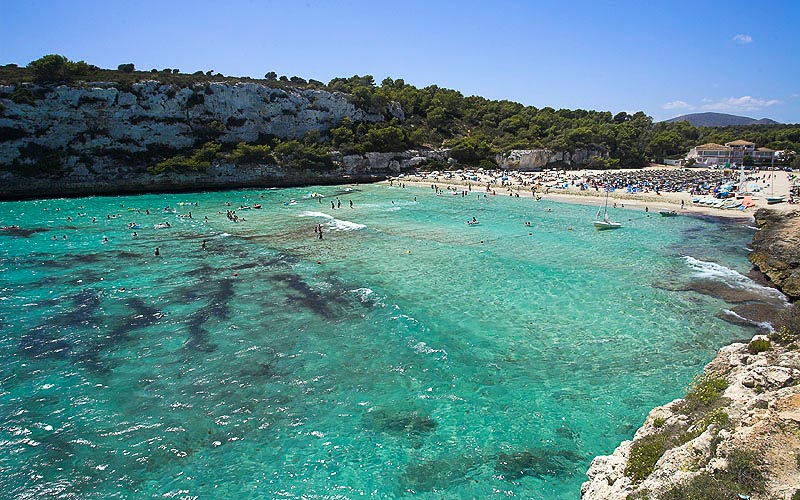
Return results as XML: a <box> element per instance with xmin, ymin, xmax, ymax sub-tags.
<box><xmin>384</xmin><ymin>167</ymin><xmax>798</xmax><ymax>221</ymax></box>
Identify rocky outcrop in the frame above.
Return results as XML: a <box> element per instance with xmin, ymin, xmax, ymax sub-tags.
<box><xmin>581</xmin><ymin>335</ymin><xmax>800</xmax><ymax>499</ymax></box>
<box><xmin>495</xmin><ymin>148</ymin><xmax>606</xmax><ymax>170</ymax></box>
<box><xmin>0</xmin><ymin>81</ymin><xmax>382</xmax><ymax>166</ymax></box>
<box><xmin>750</xmin><ymin>209</ymin><xmax>800</xmax><ymax>300</ymax></box>
<box><xmin>0</xmin><ymin>81</ymin><xmax>445</xmax><ymax>197</ymax></box>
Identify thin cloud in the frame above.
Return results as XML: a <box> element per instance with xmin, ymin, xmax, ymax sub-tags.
<box><xmin>700</xmin><ymin>96</ymin><xmax>780</xmax><ymax>112</ymax></box>
<box><xmin>662</xmin><ymin>100</ymin><xmax>692</xmax><ymax>110</ymax></box>
<box><xmin>662</xmin><ymin>96</ymin><xmax>780</xmax><ymax>113</ymax></box>
<box><xmin>733</xmin><ymin>34</ymin><xmax>753</xmax><ymax>44</ymax></box>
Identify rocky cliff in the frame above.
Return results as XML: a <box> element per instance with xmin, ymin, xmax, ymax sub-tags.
<box><xmin>582</xmin><ymin>333</ymin><xmax>800</xmax><ymax>499</ymax></box>
<box><xmin>495</xmin><ymin>148</ymin><xmax>606</xmax><ymax>170</ymax></box>
<box><xmin>750</xmin><ymin>209</ymin><xmax>800</xmax><ymax>300</ymax></box>
<box><xmin>0</xmin><ymin>80</ymin><xmax>421</xmax><ymax>197</ymax></box>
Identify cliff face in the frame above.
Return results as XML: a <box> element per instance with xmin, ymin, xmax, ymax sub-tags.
<box><xmin>495</xmin><ymin>148</ymin><xmax>606</xmax><ymax>170</ymax></box>
<box><xmin>0</xmin><ymin>81</ymin><xmax>386</xmax><ymax>158</ymax></box>
<box><xmin>0</xmin><ymin>81</ymin><xmax>415</xmax><ymax>196</ymax></box>
<box><xmin>750</xmin><ymin>209</ymin><xmax>800</xmax><ymax>300</ymax></box>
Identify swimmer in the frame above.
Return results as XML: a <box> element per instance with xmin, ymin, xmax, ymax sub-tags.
<box><xmin>155</xmin><ymin>247</ymin><xmax>160</xmax><ymax>256</ymax></box>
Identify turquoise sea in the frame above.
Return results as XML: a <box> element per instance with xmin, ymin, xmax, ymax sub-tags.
<box><xmin>0</xmin><ymin>183</ymin><xmax>778</xmax><ymax>498</ymax></box>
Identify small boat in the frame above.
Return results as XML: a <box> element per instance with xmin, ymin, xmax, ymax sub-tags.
<box><xmin>467</xmin><ymin>221</ymin><xmax>480</xmax><ymax>226</ymax></box>
<box><xmin>253</xmin><ymin>204</ymin><xmax>262</xmax><ymax>209</ymax></box>
<box><xmin>593</xmin><ymin>189</ymin><xmax>622</xmax><ymax>230</ymax></box>
<box><xmin>767</xmin><ymin>196</ymin><xmax>786</xmax><ymax>205</ymax></box>
<box><xmin>154</xmin><ymin>222</ymin><xmax>171</xmax><ymax>229</ymax></box>
<box><xmin>239</xmin><ymin>205</ymin><xmax>251</xmax><ymax>210</ymax></box>
<box><xmin>659</xmin><ymin>211</ymin><xmax>678</xmax><ymax>217</ymax></box>
<box><xmin>1</xmin><ymin>225</ymin><xmax>20</xmax><ymax>230</ymax></box>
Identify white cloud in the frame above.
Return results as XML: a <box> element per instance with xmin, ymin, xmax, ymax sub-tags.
<box><xmin>662</xmin><ymin>100</ymin><xmax>691</xmax><ymax>110</ymax></box>
<box><xmin>733</xmin><ymin>34</ymin><xmax>753</xmax><ymax>44</ymax></box>
<box><xmin>699</xmin><ymin>96</ymin><xmax>781</xmax><ymax>112</ymax></box>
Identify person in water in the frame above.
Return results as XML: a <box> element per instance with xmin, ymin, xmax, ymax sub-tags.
<box><xmin>155</xmin><ymin>247</ymin><xmax>160</xmax><ymax>256</ymax></box>
<box><xmin>201</xmin><ymin>240</ymin><xmax>207</xmax><ymax>250</ymax></box>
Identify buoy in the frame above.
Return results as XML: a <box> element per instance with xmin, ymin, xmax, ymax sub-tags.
<box><xmin>480</xmin><ymin>240</ymin><xmax>484</xmax><ymax>244</ymax></box>
<box><xmin>406</xmin><ymin>250</ymin><xmax>411</xmax><ymax>254</ymax></box>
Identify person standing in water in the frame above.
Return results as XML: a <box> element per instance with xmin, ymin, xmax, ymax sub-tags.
<box><xmin>349</xmin><ymin>200</ymin><xmax>354</xmax><ymax>208</ymax></box>
<box><xmin>155</xmin><ymin>247</ymin><xmax>160</xmax><ymax>256</ymax></box>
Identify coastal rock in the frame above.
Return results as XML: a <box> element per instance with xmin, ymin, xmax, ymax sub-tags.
<box><xmin>0</xmin><ymin>81</ymin><xmax>444</xmax><ymax>197</ymax></box>
<box><xmin>749</xmin><ymin>209</ymin><xmax>800</xmax><ymax>300</ymax></box>
<box><xmin>582</xmin><ymin>337</ymin><xmax>800</xmax><ymax>500</ymax></box>
<box><xmin>495</xmin><ymin>148</ymin><xmax>606</xmax><ymax>171</ymax></box>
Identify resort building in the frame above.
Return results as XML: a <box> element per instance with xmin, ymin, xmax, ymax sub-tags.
<box><xmin>686</xmin><ymin>139</ymin><xmax>776</xmax><ymax>167</ymax></box>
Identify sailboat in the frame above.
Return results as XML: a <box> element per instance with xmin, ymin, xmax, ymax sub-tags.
<box><xmin>766</xmin><ymin>166</ymin><xmax>786</xmax><ymax>204</ymax></box>
<box><xmin>593</xmin><ymin>188</ymin><xmax>622</xmax><ymax>230</ymax></box>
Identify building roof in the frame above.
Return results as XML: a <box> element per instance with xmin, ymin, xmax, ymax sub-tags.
<box><xmin>694</xmin><ymin>143</ymin><xmax>730</xmax><ymax>151</ymax></box>
<box><xmin>756</xmin><ymin>147</ymin><xmax>775</xmax><ymax>152</ymax></box>
<box><xmin>725</xmin><ymin>139</ymin><xmax>755</xmax><ymax>146</ymax></box>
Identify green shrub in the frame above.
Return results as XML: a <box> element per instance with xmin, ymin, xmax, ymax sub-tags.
<box><xmin>10</xmin><ymin>87</ymin><xmax>37</xmax><ymax>105</ymax></box>
<box><xmin>793</xmin><ymin>489</ymin><xmax>800</xmax><ymax>500</ymax></box>
<box><xmin>148</xmin><ymin>142</ymin><xmax>221</xmax><ymax>173</ymax></box>
<box><xmin>725</xmin><ymin>449</ymin><xmax>765</xmax><ymax>493</ymax></box>
<box><xmin>652</xmin><ymin>417</ymin><xmax>665</xmax><ymax>428</ymax></box>
<box><xmin>231</xmin><ymin>142</ymin><xmax>275</xmax><ymax>165</ymax></box>
<box><xmin>624</xmin><ymin>433</ymin><xmax>667</xmax><ymax>483</ymax></box>
<box><xmin>770</xmin><ymin>326</ymin><xmax>794</xmax><ymax>344</ymax></box>
<box><xmin>779</xmin><ymin>302</ymin><xmax>800</xmax><ymax>340</ymax></box>
<box><xmin>680</xmin><ymin>373</ymin><xmax>728</xmax><ymax>414</ymax></box>
<box><xmin>662</xmin><ymin>449</ymin><xmax>764</xmax><ymax>500</ymax></box>
<box><xmin>747</xmin><ymin>338</ymin><xmax>771</xmax><ymax>354</ymax></box>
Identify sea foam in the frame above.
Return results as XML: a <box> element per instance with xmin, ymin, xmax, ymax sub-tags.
<box><xmin>297</xmin><ymin>211</ymin><xmax>365</xmax><ymax>231</ymax></box>
<box><xmin>683</xmin><ymin>256</ymin><xmax>786</xmax><ymax>302</ymax></box>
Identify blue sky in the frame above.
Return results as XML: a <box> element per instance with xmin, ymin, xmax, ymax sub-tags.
<box><xmin>2</xmin><ymin>0</ymin><xmax>798</xmax><ymax>123</ymax></box>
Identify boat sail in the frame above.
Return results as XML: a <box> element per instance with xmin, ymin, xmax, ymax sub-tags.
<box><xmin>593</xmin><ymin>187</ymin><xmax>622</xmax><ymax>230</ymax></box>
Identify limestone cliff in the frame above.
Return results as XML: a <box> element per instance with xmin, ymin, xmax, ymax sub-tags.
<box><xmin>495</xmin><ymin>148</ymin><xmax>606</xmax><ymax>170</ymax></box>
<box><xmin>750</xmin><ymin>209</ymin><xmax>800</xmax><ymax>300</ymax></box>
<box><xmin>0</xmin><ymin>80</ymin><xmax>422</xmax><ymax>197</ymax></box>
<box><xmin>581</xmin><ymin>334</ymin><xmax>800</xmax><ymax>499</ymax></box>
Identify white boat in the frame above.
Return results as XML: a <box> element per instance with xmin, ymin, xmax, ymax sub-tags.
<box><xmin>593</xmin><ymin>189</ymin><xmax>622</xmax><ymax>230</ymax></box>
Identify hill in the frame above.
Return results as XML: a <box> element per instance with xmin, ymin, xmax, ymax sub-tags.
<box><xmin>664</xmin><ymin>112</ymin><xmax>780</xmax><ymax>127</ymax></box>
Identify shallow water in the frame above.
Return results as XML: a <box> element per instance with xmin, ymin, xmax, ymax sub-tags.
<box><xmin>0</xmin><ymin>184</ymin><xmax>770</xmax><ymax>498</ymax></box>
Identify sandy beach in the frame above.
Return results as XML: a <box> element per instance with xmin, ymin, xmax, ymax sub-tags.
<box><xmin>383</xmin><ymin>166</ymin><xmax>798</xmax><ymax>220</ymax></box>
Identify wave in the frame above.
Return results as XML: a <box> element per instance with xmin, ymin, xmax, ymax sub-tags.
<box><xmin>683</xmin><ymin>256</ymin><xmax>786</xmax><ymax>302</ymax></box>
<box><xmin>721</xmin><ymin>309</ymin><xmax>775</xmax><ymax>332</ymax></box>
<box><xmin>297</xmin><ymin>211</ymin><xmax>366</xmax><ymax>231</ymax></box>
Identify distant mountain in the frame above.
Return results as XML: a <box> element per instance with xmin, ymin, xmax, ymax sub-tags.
<box><xmin>663</xmin><ymin>112</ymin><xmax>780</xmax><ymax>127</ymax></box>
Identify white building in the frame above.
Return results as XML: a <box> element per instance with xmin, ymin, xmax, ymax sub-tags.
<box><xmin>687</xmin><ymin>139</ymin><xmax>775</xmax><ymax>166</ymax></box>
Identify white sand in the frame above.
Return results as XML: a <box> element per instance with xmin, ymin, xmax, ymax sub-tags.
<box><xmin>384</xmin><ymin>166</ymin><xmax>798</xmax><ymax>219</ymax></box>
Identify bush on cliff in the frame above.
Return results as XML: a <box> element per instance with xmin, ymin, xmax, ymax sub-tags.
<box><xmin>148</xmin><ymin>142</ymin><xmax>221</xmax><ymax>173</ymax></box>
<box><xmin>679</xmin><ymin>373</ymin><xmax>728</xmax><ymax>415</ymax></box>
<box><xmin>661</xmin><ymin>449</ymin><xmax>765</xmax><ymax>500</ymax></box>
<box><xmin>273</xmin><ymin>140</ymin><xmax>334</xmax><ymax>171</ymax></box>
<box><xmin>624</xmin><ymin>432</ymin><xmax>667</xmax><ymax>483</ymax></box>
<box><xmin>27</xmin><ymin>54</ymin><xmax>97</xmax><ymax>84</ymax></box>
<box><xmin>771</xmin><ymin>302</ymin><xmax>800</xmax><ymax>344</ymax></box>
<box><xmin>231</xmin><ymin>142</ymin><xmax>276</xmax><ymax>165</ymax></box>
